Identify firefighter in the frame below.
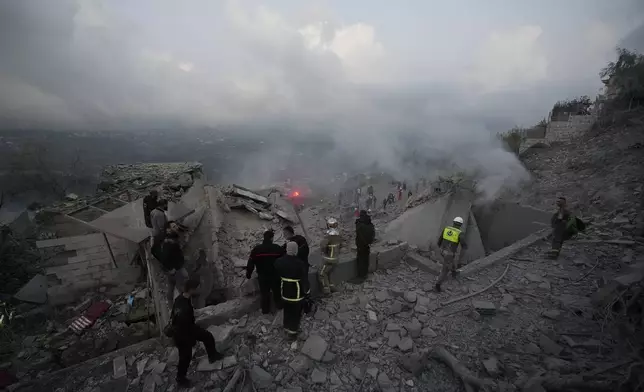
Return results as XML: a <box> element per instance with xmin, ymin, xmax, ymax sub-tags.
<box><xmin>435</xmin><ymin>216</ymin><xmax>468</xmax><ymax>292</ymax></box>
<box><xmin>353</xmin><ymin>210</ymin><xmax>375</xmax><ymax>283</ymax></box>
<box><xmin>319</xmin><ymin>218</ymin><xmax>341</xmax><ymax>295</ymax></box>
<box><xmin>275</xmin><ymin>241</ymin><xmax>308</xmax><ymax>340</ymax></box>
<box><xmin>246</xmin><ymin>230</ymin><xmax>284</xmax><ymax>314</ymax></box>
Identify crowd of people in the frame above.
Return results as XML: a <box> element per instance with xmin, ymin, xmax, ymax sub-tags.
<box><xmin>142</xmin><ymin>185</ymin><xmax>583</xmax><ymax>388</ymax></box>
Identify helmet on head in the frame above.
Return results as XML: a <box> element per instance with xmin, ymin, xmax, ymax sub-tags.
<box><xmin>326</xmin><ymin>218</ymin><xmax>338</xmax><ymax>229</ymax></box>
<box><xmin>453</xmin><ymin>216</ymin><xmax>464</xmax><ymax>225</ymax></box>
<box><xmin>367</xmin><ymin>209</ymin><xmax>372</xmax><ymax>214</ymax></box>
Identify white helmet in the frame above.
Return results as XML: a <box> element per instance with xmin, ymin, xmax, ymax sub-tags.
<box><xmin>453</xmin><ymin>216</ymin><xmax>464</xmax><ymax>225</ymax></box>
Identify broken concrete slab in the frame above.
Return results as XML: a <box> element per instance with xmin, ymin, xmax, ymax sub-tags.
<box><xmin>384</xmin><ymin>193</ymin><xmax>452</xmax><ymax>250</ymax></box>
<box><xmin>231</xmin><ymin>185</ymin><xmax>269</xmax><ymax>205</ymax></box>
<box><xmin>461</xmin><ymin>229</ymin><xmax>549</xmax><ymax>277</ymax></box>
<box><xmin>196</xmin><ymin>297</ymin><xmax>261</xmax><ymax>326</ymax></box>
<box><xmin>472</xmin><ymin>300</ymin><xmax>496</xmax><ymax>315</ymax></box>
<box><xmin>461</xmin><ymin>211</ymin><xmax>486</xmax><ymax>264</ymax></box>
<box><xmin>539</xmin><ymin>334</ymin><xmax>563</xmax><ymax>355</ymax></box>
<box><xmin>404</xmin><ymin>253</ymin><xmax>442</xmax><ymax>276</ymax></box>
<box><xmin>301</xmin><ymin>335</ymin><xmax>328</xmax><ymax>361</ymax></box>
<box><xmin>375</xmin><ymin>242</ymin><xmax>409</xmax><ymax>269</ymax></box>
<box><xmin>112</xmin><ymin>356</ymin><xmax>127</xmax><ymax>379</ymax></box>
<box><xmin>13</xmin><ymin>274</ymin><xmax>48</xmax><ymax>304</ymax></box>
<box><xmin>614</xmin><ymin>271</ymin><xmax>644</xmax><ymax>287</ymax></box>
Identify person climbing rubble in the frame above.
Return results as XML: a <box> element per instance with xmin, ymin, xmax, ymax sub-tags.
<box><xmin>247</xmin><ymin>230</ymin><xmax>284</xmax><ymax>314</ymax></box>
<box><xmin>548</xmin><ymin>196</ymin><xmax>584</xmax><ymax>259</ymax></box>
<box><xmin>318</xmin><ymin>218</ymin><xmax>341</xmax><ymax>295</ymax></box>
<box><xmin>435</xmin><ymin>216</ymin><xmax>468</xmax><ymax>292</ymax></box>
<box><xmin>275</xmin><ymin>241</ymin><xmax>308</xmax><ymax>340</ymax></box>
<box><xmin>172</xmin><ymin>279</ymin><xmax>224</xmax><ymax>388</ymax></box>
<box><xmin>143</xmin><ymin>189</ymin><xmax>159</xmax><ymax>229</ymax></box>
<box><xmin>352</xmin><ymin>210</ymin><xmax>375</xmax><ymax>284</ymax></box>
<box><xmin>162</xmin><ymin>231</ymin><xmax>189</xmax><ymax>303</ymax></box>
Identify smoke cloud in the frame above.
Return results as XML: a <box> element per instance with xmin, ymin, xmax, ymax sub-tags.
<box><xmin>1</xmin><ymin>0</ymin><xmax>640</xmax><ymax>199</ymax></box>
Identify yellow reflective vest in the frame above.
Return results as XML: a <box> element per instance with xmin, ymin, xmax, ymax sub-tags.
<box><xmin>442</xmin><ymin>226</ymin><xmax>461</xmax><ymax>244</ymax></box>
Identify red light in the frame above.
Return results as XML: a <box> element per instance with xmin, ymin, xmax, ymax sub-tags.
<box><xmin>292</xmin><ymin>191</ymin><xmax>300</xmax><ymax>197</ymax></box>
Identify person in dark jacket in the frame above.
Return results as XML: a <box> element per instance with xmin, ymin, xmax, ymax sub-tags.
<box><xmin>247</xmin><ymin>230</ymin><xmax>285</xmax><ymax>314</ymax></box>
<box><xmin>143</xmin><ymin>190</ymin><xmax>159</xmax><ymax>229</ymax></box>
<box><xmin>548</xmin><ymin>196</ymin><xmax>581</xmax><ymax>258</ymax></box>
<box><xmin>172</xmin><ymin>279</ymin><xmax>223</xmax><ymax>387</ymax></box>
<box><xmin>435</xmin><ymin>216</ymin><xmax>468</xmax><ymax>292</ymax></box>
<box><xmin>353</xmin><ymin>210</ymin><xmax>375</xmax><ymax>283</ymax></box>
<box><xmin>162</xmin><ymin>231</ymin><xmax>189</xmax><ymax>304</ymax></box>
<box><xmin>275</xmin><ymin>242</ymin><xmax>308</xmax><ymax>340</ymax></box>
<box><xmin>282</xmin><ymin>226</ymin><xmax>310</xmax><ymax>295</ymax></box>
<box><xmin>150</xmin><ymin>199</ymin><xmax>169</xmax><ymax>260</ymax></box>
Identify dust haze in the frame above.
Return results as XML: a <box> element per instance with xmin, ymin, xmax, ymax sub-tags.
<box><xmin>1</xmin><ymin>0</ymin><xmax>641</xmax><ymax>199</ymax></box>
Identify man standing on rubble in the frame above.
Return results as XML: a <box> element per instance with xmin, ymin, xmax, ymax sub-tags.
<box><xmin>143</xmin><ymin>190</ymin><xmax>159</xmax><ymax>229</ymax></box>
<box><xmin>275</xmin><ymin>241</ymin><xmax>308</xmax><ymax>340</ymax></box>
<box><xmin>162</xmin><ymin>231</ymin><xmax>189</xmax><ymax>303</ymax></box>
<box><xmin>435</xmin><ymin>216</ymin><xmax>468</xmax><ymax>292</ymax></box>
<box><xmin>282</xmin><ymin>226</ymin><xmax>310</xmax><ymax>295</ymax></box>
<box><xmin>353</xmin><ymin>210</ymin><xmax>375</xmax><ymax>283</ymax></box>
<box><xmin>247</xmin><ymin>230</ymin><xmax>284</xmax><ymax>314</ymax></box>
<box><xmin>548</xmin><ymin>196</ymin><xmax>583</xmax><ymax>259</ymax></box>
<box><xmin>172</xmin><ymin>279</ymin><xmax>224</xmax><ymax>387</ymax></box>
<box><xmin>319</xmin><ymin>218</ymin><xmax>341</xmax><ymax>295</ymax></box>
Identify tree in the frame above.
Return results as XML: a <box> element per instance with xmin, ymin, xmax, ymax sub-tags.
<box><xmin>498</xmin><ymin>127</ymin><xmax>526</xmax><ymax>156</ymax></box>
<box><xmin>600</xmin><ymin>47</ymin><xmax>644</xmax><ymax>110</ymax></box>
<box><xmin>551</xmin><ymin>96</ymin><xmax>593</xmax><ymax>118</ymax></box>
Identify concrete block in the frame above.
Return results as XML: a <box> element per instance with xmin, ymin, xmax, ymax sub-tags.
<box><xmin>461</xmin><ymin>229</ymin><xmax>549</xmax><ymax>277</ymax></box>
<box><xmin>196</xmin><ymin>297</ymin><xmax>261</xmax><ymax>326</ymax></box>
<box><xmin>329</xmin><ymin>256</ymin><xmax>358</xmax><ymax>286</ymax></box>
<box><xmin>36</xmin><ymin>233</ymin><xmax>103</xmax><ymax>249</ymax></box>
<box><xmin>369</xmin><ymin>250</ymin><xmax>378</xmax><ymax>272</ymax></box>
<box><xmin>614</xmin><ymin>272</ymin><xmax>644</xmax><ymax>287</ymax></box>
<box><xmin>405</xmin><ymin>253</ymin><xmax>441</xmax><ymax>276</ymax></box>
<box><xmin>375</xmin><ymin>242</ymin><xmax>409</xmax><ymax>269</ymax></box>
<box><xmin>14</xmin><ymin>274</ymin><xmax>48</xmax><ymax>304</ymax></box>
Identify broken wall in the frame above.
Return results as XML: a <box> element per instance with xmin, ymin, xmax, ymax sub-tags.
<box><xmin>38</xmin><ymin>233</ymin><xmax>140</xmax><ymax>305</ymax></box>
<box><xmin>473</xmin><ymin>201</ymin><xmax>551</xmax><ymax>253</ymax></box>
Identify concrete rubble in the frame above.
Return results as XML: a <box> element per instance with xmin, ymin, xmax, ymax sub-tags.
<box><xmin>6</xmin><ymin>110</ymin><xmax>644</xmax><ymax>392</ymax></box>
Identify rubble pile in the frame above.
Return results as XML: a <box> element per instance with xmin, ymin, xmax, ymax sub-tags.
<box><xmin>1</xmin><ymin>285</ymin><xmax>156</xmax><ymax>385</ymax></box>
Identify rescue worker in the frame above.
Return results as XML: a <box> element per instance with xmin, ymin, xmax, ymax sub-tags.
<box><xmin>150</xmin><ymin>199</ymin><xmax>169</xmax><ymax>260</ymax></box>
<box><xmin>143</xmin><ymin>189</ymin><xmax>159</xmax><ymax>229</ymax></box>
<box><xmin>247</xmin><ymin>230</ymin><xmax>285</xmax><ymax>314</ymax></box>
<box><xmin>548</xmin><ymin>196</ymin><xmax>583</xmax><ymax>258</ymax></box>
<box><xmin>282</xmin><ymin>226</ymin><xmax>310</xmax><ymax>296</ymax></box>
<box><xmin>435</xmin><ymin>216</ymin><xmax>468</xmax><ymax>292</ymax></box>
<box><xmin>162</xmin><ymin>231</ymin><xmax>189</xmax><ymax>303</ymax></box>
<box><xmin>172</xmin><ymin>279</ymin><xmax>223</xmax><ymax>387</ymax></box>
<box><xmin>353</xmin><ymin>210</ymin><xmax>375</xmax><ymax>283</ymax></box>
<box><xmin>318</xmin><ymin>218</ymin><xmax>341</xmax><ymax>295</ymax></box>
<box><xmin>275</xmin><ymin>241</ymin><xmax>308</xmax><ymax>340</ymax></box>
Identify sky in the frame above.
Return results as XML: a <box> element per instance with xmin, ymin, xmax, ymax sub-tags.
<box><xmin>0</xmin><ymin>0</ymin><xmax>643</xmax><ymax>197</ymax></box>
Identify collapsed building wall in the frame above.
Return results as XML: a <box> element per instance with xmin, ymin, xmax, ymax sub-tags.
<box><xmin>473</xmin><ymin>201</ymin><xmax>551</xmax><ymax>253</ymax></box>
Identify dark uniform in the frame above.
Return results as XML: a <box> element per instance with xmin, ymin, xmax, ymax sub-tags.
<box><xmin>275</xmin><ymin>253</ymin><xmax>308</xmax><ymax>337</ymax></box>
<box><xmin>435</xmin><ymin>224</ymin><xmax>468</xmax><ymax>289</ymax></box>
<box><xmin>247</xmin><ymin>239</ymin><xmax>285</xmax><ymax>313</ymax></box>
<box><xmin>143</xmin><ymin>194</ymin><xmax>158</xmax><ymax>229</ymax></box>
<box><xmin>355</xmin><ymin>211</ymin><xmax>375</xmax><ymax>280</ymax></box>
<box><xmin>172</xmin><ymin>295</ymin><xmax>220</xmax><ymax>381</ymax></box>
<box><xmin>283</xmin><ymin>235</ymin><xmax>310</xmax><ymax>294</ymax></box>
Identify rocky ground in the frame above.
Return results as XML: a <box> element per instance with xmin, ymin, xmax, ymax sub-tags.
<box><xmin>20</xmin><ymin>229</ymin><xmax>641</xmax><ymax>392</ymax></box>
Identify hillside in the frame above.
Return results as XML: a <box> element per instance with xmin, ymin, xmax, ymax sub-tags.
<box><xmin>506</xmin><ymin>109</ymin><xmax>644</xmax><ymax>236</ymax></box>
